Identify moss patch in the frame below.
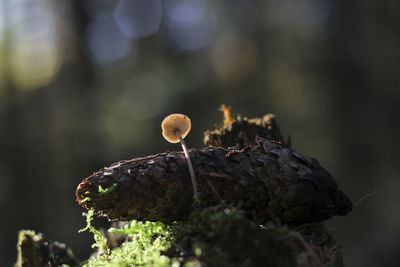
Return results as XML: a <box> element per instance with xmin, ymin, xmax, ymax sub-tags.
<box><xmin>79</xmin><ymin>203</ymin><xmax>343</xmax><ymax>266</ymax></box>
<box><xmin>169</xmin><ymin>204</ymin><xmax>297</xmax><ymax>266</ymax></box>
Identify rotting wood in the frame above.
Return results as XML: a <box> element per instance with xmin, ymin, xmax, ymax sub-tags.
<box><xmin>204</xmin><ymin>111</ymin><xmax>290</xmax><ymax>148</ymax></box>
<box><xmin>76</xmin><ymin>137</ymin><xmax>352</xmax><ymax>224</ymax></box>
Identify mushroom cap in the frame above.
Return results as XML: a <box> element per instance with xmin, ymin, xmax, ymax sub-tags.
<box><xmin>161</xmin><ymin>113</ymin><xmax>191</xmax><ymax>143</ymax></box>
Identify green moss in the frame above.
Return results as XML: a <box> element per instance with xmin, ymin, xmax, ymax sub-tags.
<box><xmin>79</xmin><ymin>210</ymin><xmax>110</xmax><ymax>260</ymax></box>
<box><xmin>79</xmin><ymin>204</ymin><xmax>295</xmax><ymax>266</ymax></box>
<box><xmin>170</xmin><ymin>203</ymin><xmax>297</xmax><ymax>266</ymax></box>
<box><xmin>80</xmin><ymin>214</ymin><xmax>182</xmax><ymax>266</ymax></box>
<box><xmin>80</xmin><ymin>197</ymin><xmax>91</xmax><ymax>203</ymax></box>
<box><xmin>98</xmin><ymin>183</ymin><xmax>119</xmax><ymax>196</ymax></box>
<box><xmin>80</xmin><ymin>184</ymin><xmax>118</xmax><ymax>205</ymax></box>
<box><xmin>79</xmin><ymin>203</ymin><xmax>341</xmax><ymax>266</ymax></box>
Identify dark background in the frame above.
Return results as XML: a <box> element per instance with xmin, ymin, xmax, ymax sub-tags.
<box><xmin>1</xmin><ymin>0</ymin><xmax>399</xmax><ymax>266</ymax></box>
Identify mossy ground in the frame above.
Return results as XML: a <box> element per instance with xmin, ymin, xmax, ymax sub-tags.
<box><xmin>77</xmin><ymin>203</ymin><xmax>342</xmax><ymax>267</ymax></box>
<box><xmin>79</xmin><ymin>212</ymin><xmax>179</xmax><ymax>266</ymax></box>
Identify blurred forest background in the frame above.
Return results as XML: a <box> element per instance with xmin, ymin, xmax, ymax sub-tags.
<box><xmin>0</xmin><ymin>0</ymin><xmax>399</xmax><ymax>266</ymax></box>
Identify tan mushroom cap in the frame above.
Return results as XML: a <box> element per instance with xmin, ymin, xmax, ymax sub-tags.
<box><xmin>161</xmin><ymin>113</ymin><xmax>191</xmax><ymax>143</ymax></box>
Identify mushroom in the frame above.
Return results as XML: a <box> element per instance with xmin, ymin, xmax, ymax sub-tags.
<box><xmin>161</xmin><ymin>114</ymin><xmax>199</xmax><ymax>203</ymax></box>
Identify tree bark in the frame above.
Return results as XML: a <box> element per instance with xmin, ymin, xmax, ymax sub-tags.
<box><xmin>76</xmin><ymin>137</ymin><xmax>352</xmax><ymax>225</ymax></box>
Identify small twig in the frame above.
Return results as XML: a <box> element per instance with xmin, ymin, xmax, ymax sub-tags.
<box><xmin>355</xmin><ymin>188</ymin><xmax>378</xmax><ymax>207</ymax></box>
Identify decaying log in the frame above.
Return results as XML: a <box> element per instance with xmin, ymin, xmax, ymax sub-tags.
<box><xmin>15</xmin><ymin>230</ymin><xmax>79</xmax><ymax>267</ymax></box>
<box><xmin>76</xmin><ymin>137</ymin><xmax>352</xmax><ymax>224</ymax></box>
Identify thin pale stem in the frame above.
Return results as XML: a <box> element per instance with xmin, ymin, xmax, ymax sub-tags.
<box><xmin>176</xmin><ymin>131</ymin><xmax>199</xmax><ymax>203</ymax></box>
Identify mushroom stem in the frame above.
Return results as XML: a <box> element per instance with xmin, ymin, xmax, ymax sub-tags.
<box><xmin>176</xmin><ymin>130</ymin><xmax>199</xmax><ymax>203</ymax></box>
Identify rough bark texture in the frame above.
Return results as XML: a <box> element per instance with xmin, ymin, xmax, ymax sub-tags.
<box><xmin>14</xmin><ymin>230</ymin><xmax>79</xmax><ymax>267</ymax></box>
<box><xmin>76</xmin><ymin>137</ymin><xmax>352</xmax><ymax>225</ymax></box>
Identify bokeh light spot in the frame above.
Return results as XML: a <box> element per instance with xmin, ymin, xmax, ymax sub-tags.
<box><xmin>166</xmin><ymin>0</ymin><xmax>206</xmax><ymax>28</ymax></box>
<box><xmin>0</xmin><ymin>1</ymin><xmax>5</xmax><ymax>44</ymax></box>
<box><xmin>113</xmin><ymin>0</ymin><xmax>162</xmax><ymax>40</ymax></box>
<box><xmin>85</xmin><ymin>13</ymin><xmax>132</xmax><ymax>64</ymax></box>
<box><xmin>10</xmin><ymin>40</ymin><xmax>61</xmax><ymax>91</ymax></box>
<box><xmin>6</xmin><ymin>0</ymin><xmax>61</xmax><ymax>91</ymax></box>
<box><xmin>164</xmin><ymin>0</ymin><xmax>216</xmax><ymax>52</ymax></box>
